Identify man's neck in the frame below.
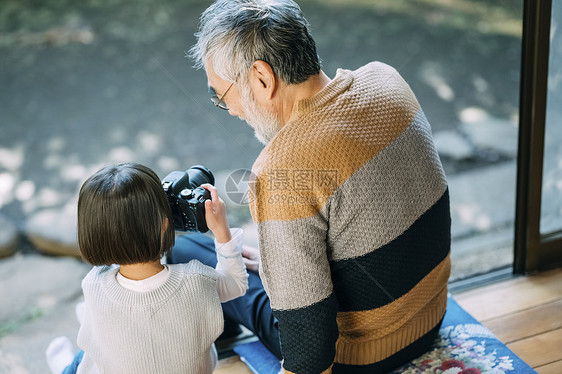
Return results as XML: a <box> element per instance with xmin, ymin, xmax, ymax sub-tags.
<box><xmin>278</xmin><ymin>70</ymin><xmax>331</xmax><ymax>126</ymax></box>
<box><xmin>119</xmin><ymin>260</ymin><xmax>164</xmax><ymax>281</ymax></box>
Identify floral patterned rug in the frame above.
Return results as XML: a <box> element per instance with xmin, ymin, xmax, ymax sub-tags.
<box><xmin>233</xmin><ymin>297</ymin><xmax>537</xmax><ymax>374</ymax></box>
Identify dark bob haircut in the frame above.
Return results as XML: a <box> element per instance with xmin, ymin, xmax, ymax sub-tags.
<box><xmin>77</xmin><ymin>163</ymin><xmax>175</xmax><ymax>266</ymax></box>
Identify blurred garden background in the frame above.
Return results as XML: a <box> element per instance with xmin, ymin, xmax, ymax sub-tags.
<box><xmin>0</xmin><ymin>0</ymin><xmax>523</xmax><ymax>261</ymax></box>
<box><xmin>0</xmin><ymin>0</ymin><xmax>535</xmax><ymax>372</ymax></box>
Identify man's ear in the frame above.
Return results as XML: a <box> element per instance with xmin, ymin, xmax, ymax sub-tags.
<box><xmin>249</xmin><ymin>60</ymin><xmax>277</xmax><ymax>101</ymax></box>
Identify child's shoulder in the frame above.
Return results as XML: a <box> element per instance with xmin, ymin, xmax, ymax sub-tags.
<box><xmin>80</xmin><ymin>265</ymin><xmax>118</xmax><ymax>291</ymax></box>
<box><xmin>170</xmin><ymin>261</ymin><xmax>219</xmax><ymax>281</ymax></box>
<box><xmin>83</xmin><ymin>265</ymin><xmax>118</xmax><ymax>281</ymax></box>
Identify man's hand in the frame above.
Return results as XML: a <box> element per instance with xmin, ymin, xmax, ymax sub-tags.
<box><xmin>242</xmin><ymin>245</ymin><xmax>260</xmax><ymax>273</ymax></box>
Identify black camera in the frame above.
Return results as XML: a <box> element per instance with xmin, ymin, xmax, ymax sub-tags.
<box><xmin>162</xmin><ymin>165</ymin><xmax>214</xmax><ymax>233</ymax></box>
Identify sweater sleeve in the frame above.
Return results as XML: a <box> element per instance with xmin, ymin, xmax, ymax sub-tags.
<box><xmin>214</xmin><ymin>228</ymin><xmax>249</xmax><ymax>302</ymax></box>
<box><xmin>251</xmin><ymin>178</ymin><xmax>339</xmax><ymax>373</ymax></box>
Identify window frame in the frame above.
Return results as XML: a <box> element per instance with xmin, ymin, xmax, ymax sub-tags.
<box><xmin>515</xmin><ymin>0</ymin><xmax>562</xmax><ymax>274</ymax></box>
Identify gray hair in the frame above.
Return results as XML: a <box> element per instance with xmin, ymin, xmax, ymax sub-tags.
<box><xmin>189</xmin><ymin>0</ymin><xmax>321</xmax><ymax>85</ymax></box>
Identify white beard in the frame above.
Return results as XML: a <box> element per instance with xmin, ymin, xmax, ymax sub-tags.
<box><xmin>239</xmin><ymin>82</ymin><xmax>282</xmax><ymax>145</ymax></box>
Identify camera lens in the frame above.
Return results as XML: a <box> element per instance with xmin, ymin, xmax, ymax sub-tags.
<box><xmin>186</xmin><ymin>165</ymin><xmax>215</xmax><ymax>188</ymax></box>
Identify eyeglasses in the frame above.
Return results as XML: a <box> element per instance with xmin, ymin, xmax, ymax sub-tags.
<box><xmin>210</xmin><ymin>82</ymin><xmax>234</xmax><ymax>110</ymax></box>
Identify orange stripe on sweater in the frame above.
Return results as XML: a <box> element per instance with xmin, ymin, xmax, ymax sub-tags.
<box><xmin>250</xmin><ymin>64</ymin><xmax>421</xmax><ymax>223</ymax></box>
<box><xmin>334</xmin><ymin>255</ymin><xmax>450</xmax><ymax>365</ymax></box>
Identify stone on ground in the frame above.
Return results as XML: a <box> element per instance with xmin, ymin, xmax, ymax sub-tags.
<box><xmin>25</xmin><ymin>205</ymin><xmax>79</xmax><ymax>258</ymax></box>
<box><xmin>0</xmin><ymin>213</ymin><xmax>17</xmax><ymax>259</ymax></box>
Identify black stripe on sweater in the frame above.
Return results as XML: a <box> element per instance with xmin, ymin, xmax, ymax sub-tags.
<box><xmin>273</xmin><ymin>293</ymin><xmax>339</xmax><ymax>374</ymax></box>
<box><xmin>330</xmin><ymin>188</ymin><xmax>451</xmax><ymax>312</ymax></box>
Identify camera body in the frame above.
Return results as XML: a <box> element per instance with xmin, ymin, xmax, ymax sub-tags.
<box><xmin>162</xmin><ymin>165</ymin><xmax>214</xmax><ymax>233</ymax></box>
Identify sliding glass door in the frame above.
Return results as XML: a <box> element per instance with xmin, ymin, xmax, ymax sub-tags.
<box><xmin>541</xmin><ymin>0</ymin><xmax>562</xmax><ymax>238</ymax></box>
<box><xmin>516</xmin><ymin>0</ymin><xmax>562</xmax><ymax>273</ymax></box>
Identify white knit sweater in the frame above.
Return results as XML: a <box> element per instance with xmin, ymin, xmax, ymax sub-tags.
<box><xmin>76</xmin><ymin>230</ymin><xmax>247</xmax><ymax>374</ymax></box>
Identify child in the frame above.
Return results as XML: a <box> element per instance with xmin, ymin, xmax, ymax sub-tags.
<box><xmin>46</xmin><ymin>162</ymin><xmax>248</xmax><ymax>373</ymax></box>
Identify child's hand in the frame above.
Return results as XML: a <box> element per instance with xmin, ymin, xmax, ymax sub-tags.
<box><xmin>201</xmin><ymin>184</ymin><xmax>232</xmax><ymax>243</ymax></box>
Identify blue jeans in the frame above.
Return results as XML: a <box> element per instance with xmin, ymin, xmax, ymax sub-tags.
<box><xmin>62</xmin><ymin>350</ymin><xmax>83</xmax><ymax>374</ymax></box>
<box><xmin>63</xmin><ymin>233</ymin><xmax>281</xmax><ymax>373</ymax></box>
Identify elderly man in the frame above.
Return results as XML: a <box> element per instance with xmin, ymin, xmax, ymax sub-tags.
<box><xmin>190</xmin><ymin>1</ymin><xmax>451</xmax><ymax>373</ymax></box>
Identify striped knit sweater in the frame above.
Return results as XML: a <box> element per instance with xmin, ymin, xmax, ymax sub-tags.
<box><xmin>250</xmin><ymin>62</ymin><xmax>451</xmax><ymax>373</ymax></box>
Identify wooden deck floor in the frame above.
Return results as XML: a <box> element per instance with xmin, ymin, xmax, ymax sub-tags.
<box><xmin>455</xmin><ymin>267</ymin><xmax>562</xmax><ymax>374</ymax></box>
<box><xmin>214</xmin><ymin>355</ymin><xmax>253</xmax><ymax>374</ymax></box>
<box><xmin>214</xmin><ymin>267</ymin><xmax>562</xmax><ymax>374</ymax></box>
